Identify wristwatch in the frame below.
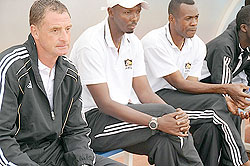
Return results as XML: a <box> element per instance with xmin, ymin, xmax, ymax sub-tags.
<box><xmin>148</xmin><ymin>117</ymin><xmax>158</xmax><ymax>130</ymax></box>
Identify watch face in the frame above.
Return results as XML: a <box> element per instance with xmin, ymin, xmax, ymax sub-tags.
<box><xmin>150</xmin><ymin>122</ymin><xmax>157</xmax><ymax>128</ymax></box>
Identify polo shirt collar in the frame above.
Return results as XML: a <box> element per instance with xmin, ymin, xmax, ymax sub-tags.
<box><xmin>104</xmin><ymin>17</ymin><xmax>130</xmax><ymax>48</ymax></box>
<box><xmin>165</xmin><ymin>22</ymin><xmax>193</xmax><ymax>50</ymax></box>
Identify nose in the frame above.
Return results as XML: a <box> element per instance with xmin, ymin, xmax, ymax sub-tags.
<box><xmin>130</xmin><ymin>12</ymin><xmax>140</xmax><ymax>22</ymax></box>
<box><xmin>59</xmin><ymin>29</ymin><xmax>70</xmax><ymax>42</ymax></box>
<box><xmin>190</xmin><ymin>17</ymin><xmax>198</xmax><ymax>26</ymax></box>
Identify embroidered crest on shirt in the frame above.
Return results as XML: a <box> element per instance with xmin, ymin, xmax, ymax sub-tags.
<box><xmin>124</xmin><ymin>59</ymin><xmax>133</xmax><ymax>69</ymax></box>
<box><xmin>184</xmin><ymin>62</ymin><xmax>191</xmax><ymax>73</ymax></box>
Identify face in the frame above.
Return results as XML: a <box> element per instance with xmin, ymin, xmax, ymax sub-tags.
<box><xmin>31</xmin><ymin>10</ymin><xmax>72</xmax><ymax>58</ymax></box>
<box><xmin>170</xmin><ymin>3</ymin><xmax>199</xmax><ymax>38</ymax></box>
<box><xmin>110</xmin><ymin>4</ymin><xmax>142</xmax><ymax>34</ymax></box>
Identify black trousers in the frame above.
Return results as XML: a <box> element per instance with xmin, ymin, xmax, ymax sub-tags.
<box><xmin>22</xmin><ymin>138</ymin><xmax>123</xmax><ymax>166</ymax></box>
<box><xmin>86</xmin><ymin>103</ymin><xmax>203</xmax><ymax>166</ymax></box>
<box><xmin>156</xmin><ymin>89</ymin><xmax>247</xmax><ymax>166</ymax></box>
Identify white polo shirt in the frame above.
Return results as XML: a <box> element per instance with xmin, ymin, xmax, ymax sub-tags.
<box><xmin>38</xmin><ymin>59</ymin><xmax>55</xmax><ymax>110</ymax></box>
<box><xmin>70</xmin><ymin>18</ymin><xmax>146</xmax><ymax>113</ymax></box>
<box><xmin>142</xmin><ymin>23</ymin><xmax>206</xmax><ymax>92</ymax></box>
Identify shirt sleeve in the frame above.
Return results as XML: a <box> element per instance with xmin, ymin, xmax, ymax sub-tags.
<box><xmin>0</xmin><ymin>70</ymin><xmax>39</xmax><ymax>166</ymax></box>
<box><xmin>143</xmin><ymin>45</ymin><xmax>179</xmax><ymax>78</ymax></box>
<box><xmin>133</xmin><ymin>41</ymin><xmax>147</xmax><ymax>77</ymax></box>
<box><xmin>76</xmin><ymin>47</ymin><xmax>107</xmax><ymax>85</ymax></box>
<box><xmin>189</xmin><ymin>40</ymin><xmax>207</xmax><ymax>78</ymax></box>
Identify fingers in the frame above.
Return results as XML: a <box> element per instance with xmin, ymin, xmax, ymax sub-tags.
<box><xmin>245</xmin><ymin>112</ymin><xmax>250</xmax><ymax>119</ymax></box>
<box><xmin>239</xmin><ymin>111</ymin><xmax>250</xmax><ymax>119</ymax></box>
<box><xmin>175</xmin><ymin>108</ymin><xmax>188</xmax><ymax>120</ymax></box>
<box><xmin>175</xmin><ymin>131</ymin><xmax>189</xmax><ymax>137</ymax></box>
<box><xmin>239</xmin><ymin>112</ymin><xmax>245</xmax><ymax>119</ymax></box>
<box><xmin>180</xmin><ymin>125</ymin><xmax>190</xmax><ymax>133</ymax></box>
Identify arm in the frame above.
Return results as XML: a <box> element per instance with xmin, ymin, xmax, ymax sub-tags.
<box><xmin>132</xmin><ymin>75</ymin><xmax>166</xmax><ymax>104</ymax></box>
<box><xmin>164</xmin><ymin>70</ymin><xmax>248</xmax><ymax>95</ymax></box>
<box><xmin>132</xmin><ymin>75</ymin><xmax>190</xmax><ymax>135</ymax></box>
<box><xmin>62</xmin><ymin>80</ymin><xmax>95</xmax><ymax>166</ymax></box>
<box><xmin>206</xmin><ymin>43</ymin><xmax>250</xmax><ymax>106</ymax></box>
<box><xmin>0</xmin><ymin>72</ymin><xmax>39</xmax><ymax>166</ymax></box>
<box><xmin>87</xmin><ymin>82</ymin><xmax>189</xmax><ymax>137</ymax></box>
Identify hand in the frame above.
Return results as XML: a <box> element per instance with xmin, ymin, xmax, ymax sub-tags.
<box><xmin>225</xmin><ymin>84</ymin><xmax>250</xmax><ymax>108</ymax></box>
<box><xmin>225</xmin><ymin>96</ymin><xmax>250</xmax><ymax>119</ymax></box>
<box><xmin>157</xmin><ymin>108</ymin><xmax>190</xmax><ymax>137</ymax></box>
<box><xmin>225</xmin><ymin>96</ymin><xmax>238</xmax><ymax>115</ymax></box>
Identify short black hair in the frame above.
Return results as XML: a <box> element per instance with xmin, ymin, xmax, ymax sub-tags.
<box><xmin>168</xmin><ymin>0</ymin><xmax>195</xmax><ymax>16</ymax></box>
<box><xmin>245</xmin><ymin>0</ymin><xmax>250</xmax><ymax>6</ymax></box>
<box><xmin>236</xmin><ymin>5</ymin><xmax>250</xmax><ymax>31</ymax></box>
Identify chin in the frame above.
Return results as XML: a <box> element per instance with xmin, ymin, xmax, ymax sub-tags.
<box><xmin>126</xmin><ymin>31</ymin><xmax>134</xmax><ymax>34</ymax></box>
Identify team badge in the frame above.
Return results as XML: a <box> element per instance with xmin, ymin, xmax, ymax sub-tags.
<box><xmin>184</xmin><ymin>62</ymin><xmax>191</xmax><ymax>72</ymax></box>
<box><xmin>124</xmin><ymin>59</ymin><xmax>132</xmax><ymax>69</ymax></box>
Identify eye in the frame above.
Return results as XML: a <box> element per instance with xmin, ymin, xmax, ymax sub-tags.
<box><xmin>66</xmin><ymin>27</ymin><xmax>71</xmax><ymax>32</ymax></box>
<box><xmin>52</xmin><ymin>28</ymin><xmax>58</xmax><ymax>33</ymax></box>
<box><xmin>124</xmin><ymin>11</ymin><xmax>130</xmax><ymax>14</ymax></box>
<box><xmin>136</xmin><ymin>10</ymin><xmax>141</xmax><ymax>14</ymax></box>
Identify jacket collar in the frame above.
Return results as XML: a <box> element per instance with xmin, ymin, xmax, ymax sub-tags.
<box><xmin>24</xmin><ymin>34</ymin><xmax>68</xmax><ymax>95</ymax></box>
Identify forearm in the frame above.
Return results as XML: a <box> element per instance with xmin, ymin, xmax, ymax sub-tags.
<box><xmin>0</xmin><ymin>134</ymin><xmax>39</xmax><ymax>166</ymax></box>
<box><xmin>175</xmin><ymin>79</ymin><xmax>228</xmax><ymax>94</ymax></box>
<box><xmin>98</xmin><ymin>100</ymin><xmax>152</xmax><ymax>126</ymax></box>
<box><xmin>137</xmin><ymin>89</ymin><xmax>166</xmax><ymax>104</ymax></box>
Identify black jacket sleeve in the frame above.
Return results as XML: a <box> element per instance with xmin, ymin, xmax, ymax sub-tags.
<box><xmin>0</xmin><ymin>70</ymin><xmax>39</xmax><ymax>166</ymax></box>
<box><xmin>206</xmin><ymin>44</ymin><xmax>234</xmax><ymax>84</ymax></box>
<box><xmin>62</xmin><ymin>80</ymin><xmax>95</xmax><ymax>166</ymax></box>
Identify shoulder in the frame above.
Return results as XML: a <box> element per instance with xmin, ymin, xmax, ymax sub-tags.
<box><xmin>0</xmin><ymin>45</ymin><xmax>30</xmax><ymax>74</ymax></box>
<box><xmin>60</xmin><ymin>56</ymin><xmax>80</xmax><ymax>82</ymax></box>
<box><xmin>191</xmin><ymin>35</ymin><xmax>206</xmax><ymax>50</ymax></box>
<box><xmin>0</xmin><ymin>45</ymin><xmax>28</xmax><ymax>60</ymax></box>
<box><xmin>72</xmin><ymin>22</ymin><xmax>104</xmax><ymax>52</ymax></box>
<box><xmin>207</xmin><ymin>28</ymin><xmax>236</xmax><ymax>50</ymax></box>
<box><xmin>142</xmin><ymin>26</ymin><xmax>166</xmax><ymax>48</ymax></box>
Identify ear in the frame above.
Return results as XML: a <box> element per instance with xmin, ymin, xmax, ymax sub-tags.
<box><xmin>169</xmin><ymin>14</ymin><xmax>175</xmax><ymax>23</ymax></box>
<box><xmin>107</xmin><ymin>7</ymin><xmax>114</xmax><ymax>18</ymax></box>
<box><xmin>240</xmin><ymin>24</ymin><xmax>248</xmax><ymax>33</ymax></box>
<box><xmin>30</xmin><ymin>25</ymin><xmax>39</xmax><ymax>40</ymax></box>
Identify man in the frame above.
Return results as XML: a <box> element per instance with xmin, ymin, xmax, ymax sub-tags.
<box><xmin>0</xmin><ymin>0</ymin><xmax>124</xmax><ymax>165</ymax></box>
<box><xmin>70</xmin><ymin>0</ymin><xmax>203</xmax><ymax>165</ymax></box>
<box><xmin>142</xmin><ymin>0</ymin><xmax>250</xmax><ymax>166</ymax></box>
<box><xmin>201</xmin><ymin>5</ymin><xmax>250</xmax><ymax>113</ymax></box>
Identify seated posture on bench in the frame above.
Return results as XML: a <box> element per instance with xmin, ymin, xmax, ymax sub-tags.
<box><xmin>142</xmin><ymin>0</ymin><xmax>250</xmax><ymax>166</ymax></box>
<box><xmin>70</xmin><ymin>0</ymin><xmax>203</xmax><ymax>166</ymax></box>
<box><xmin>0</xmin><ymin>0</ymin><xmax>124</xmax><ymax>165</ymax></box>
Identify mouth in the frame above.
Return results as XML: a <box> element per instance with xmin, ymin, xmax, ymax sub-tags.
<box><xmin>56</xmin><ymin>45</ymin><xmax>69</xmax><ymax>49</ymax></box>
<box><xmin>188</xmin><ymin>28</ymin><xmax>197</xmax><ymax>32</ymax></box>
<box><xmin>128</xmin><ymin>23</ymin><xmax>137</xmax><ymax>29</ymax></box>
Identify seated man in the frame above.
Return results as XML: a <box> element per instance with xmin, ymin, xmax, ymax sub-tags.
<box><xmin>0</xmin><ymin>0</ymin><xmax>124</xmax><ymax>165</ymax></box>
<box><xmin>70</xmin><ymin>0</ymin><xmax>203</xmax><ymax>165</ymax></box>
<box><xmin>142</xmin><ymin>0</ymin><xmax>250</xmax><ymax>165</ymax></box>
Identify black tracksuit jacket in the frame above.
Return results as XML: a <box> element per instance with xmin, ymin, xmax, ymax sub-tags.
<box><xmin>202</xmin><ymin>25</ymin><xmax>250</xmax><ymax>85</ymax></box>
<box><xmin>0</xmin><ymin>34</ymin><xmax>95</xmax><ymax>166</ymax></box>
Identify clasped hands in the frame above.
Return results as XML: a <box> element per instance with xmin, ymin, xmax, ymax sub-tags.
<box><xmin>157</xmin><ymin>108</ymin><xmax>190</xmax><ymax>137</ymax></box>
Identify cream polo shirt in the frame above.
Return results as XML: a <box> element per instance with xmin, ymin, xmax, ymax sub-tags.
<box><xmin>70</xmin><ymin>18</ymin><xmax>146</xmax><ymax>113</ymax></box>
<box><xmin>38</xmin><ymin>59</ymin><xmax>55</xmax><ymax>110</ymax></box>
<box><xmin>142</xmin><ymin>23</ymin><xmax>206</xmax><ymax>92</ymax></box>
